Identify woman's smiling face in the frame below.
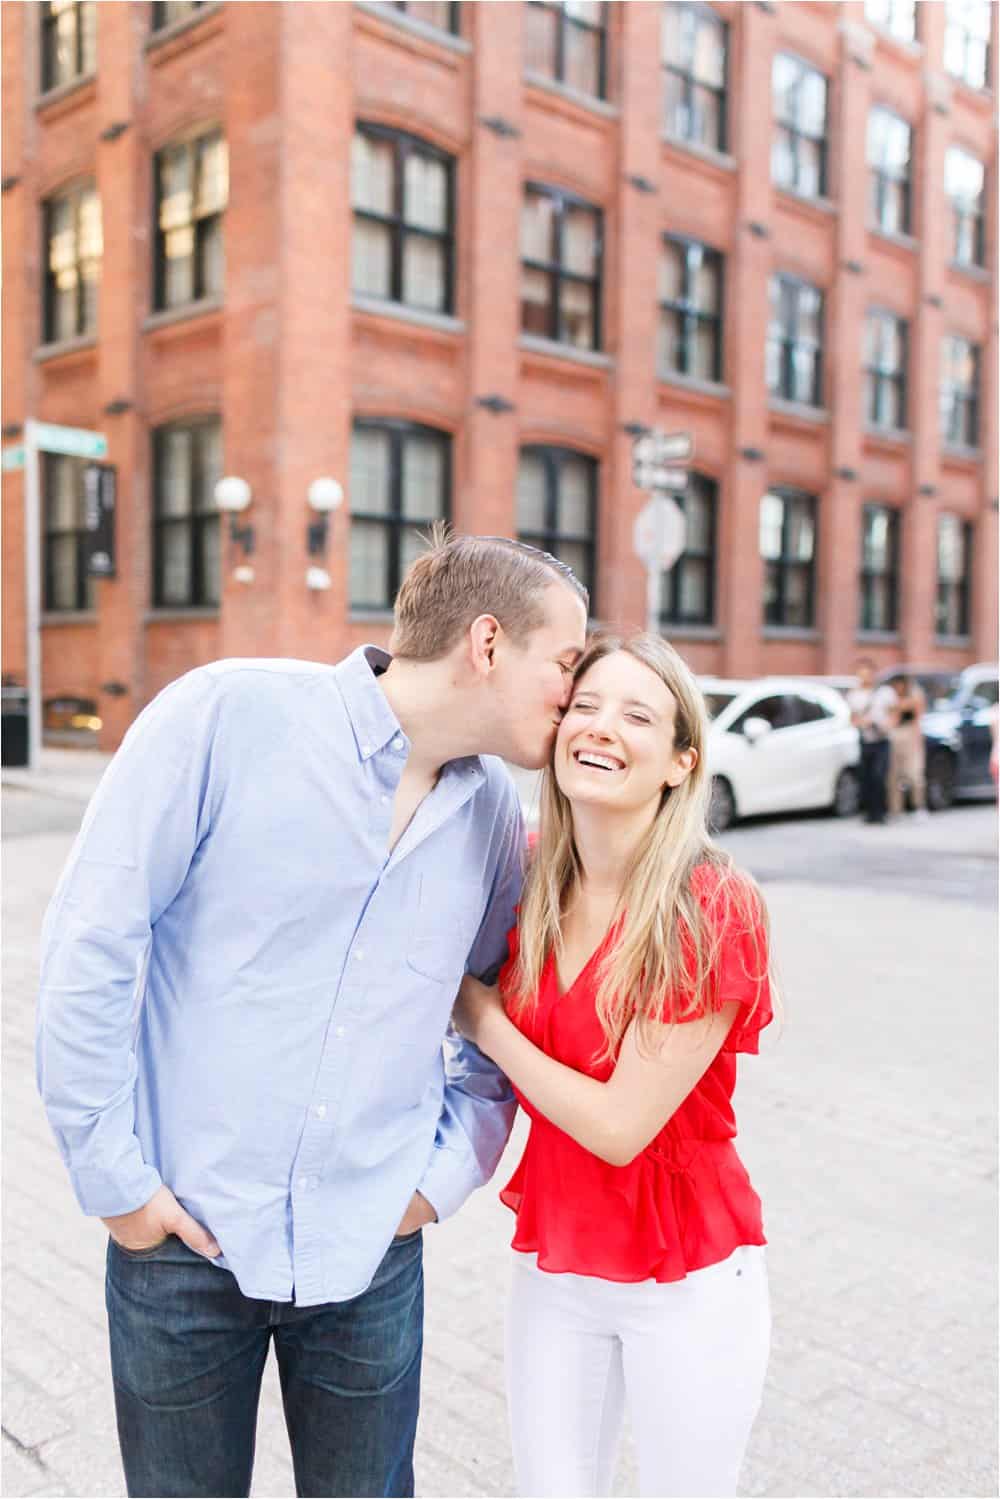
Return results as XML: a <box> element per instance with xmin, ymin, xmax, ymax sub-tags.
<box><xmin>554</xmin><ymin>649</ymin><xmax>695</xmax><ymax>813</ymax></box>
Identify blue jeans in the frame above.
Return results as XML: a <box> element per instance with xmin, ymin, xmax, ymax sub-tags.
<box><xmin>106</xmin><ymin>1230</ymin><xmax>424</xmax><ymax>1498</ymax></box>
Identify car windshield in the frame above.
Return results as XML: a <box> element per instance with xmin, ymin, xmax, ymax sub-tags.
<box><xmin>703</xmin><ymin>692</ymin><xmax>739</xmax><ymax>720</ymax></box>
<box><xmin>918</xmin><ymin>673</ymin><xmax>962</xmax><ymax>710</ymax></box>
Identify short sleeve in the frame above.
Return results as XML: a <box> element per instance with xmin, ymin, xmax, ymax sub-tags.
<box><xmin>718</xmin><ymin>917</ymin><xmax>773</xmax><ymax>1055</ymax></box>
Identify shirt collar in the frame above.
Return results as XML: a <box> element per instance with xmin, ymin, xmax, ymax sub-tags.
<box><xmin>337</xmin><ymin>645</ymin><xmax>407</xmax><ymax>763</ymax></box>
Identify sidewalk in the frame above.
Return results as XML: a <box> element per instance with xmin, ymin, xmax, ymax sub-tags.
<box><xmin>2</xmin><ymin>748</ymin><xmax>112</xmax><ymax>806</ymax></box>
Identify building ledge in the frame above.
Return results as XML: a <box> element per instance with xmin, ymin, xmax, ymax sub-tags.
<box><xmin>519</xmin><ymin>335</ymin><xmax>612</xmax><ymax>371</ymax></box>
<box><xmin>34</xmin><ymin>334</ymin><xmax>98</xmax><ymax>366</ymax></box>
<box><xmin>774</xmin><ymin>186</ymin><xmax>838</xmax><ymax>223</ymax></box>
<box><xmin>661</xmin><ymin>624</ymin><xmax>721</xmax><ymax>641</ymax></box>
<box><xmin>41</xmin><ymin>611</ymin><xmax>97</xmax><ymax>626</ymax></box>
<box><xmin>354</xmin><ymin>2</ymin><xmax>471</xmax><ymax>61</ymax></box>
<box><xmin>865</xmin><ymin>21</ymin><xmax>922</xmax><ymax>60</ymax></box>
<box><xmin>349</xmin><ymin>608</ymin><xmax>395</xmax><ymax>624</ymax></box>
<box><xmin>768</xmin><ymin>397</ymin><xmax>829</xmax><ymax>427</ymax></box>
<box><xmin>863</xmin><ymin>424</ymin><xmax>911</xmax><ymax>451</ymax></box>
<box><xmin>142</xmin><ymin>298</ymin><xmax>224</xmax><ymax>337</ymax></box>
<box><xmin>941</xmin><ymin>443</ymin><xmax>982</xmax><ymax>467</ymax></box>
<box><xmin>524</xmin><ymin>71</ymin><xmax>619</xmax><ymax>123</ymax></box>
<box><xmin>762</xmin><ymin>627</ymin><xmax>821</xmax><ymax>642</ymax></box>
<box><xmin>934</xmin><ymin>634</ymin><xmax>974</xmax><ymax>649</ymax></box>
<box><xmin>352</xmin><ymin>295</ymin><xmax>465</xmax><ymax>339</ymax></box>
<box><xmin>947</xmin><ymin>259</ymin><xmax>990</xmax><ymax>284</ymax></box>
<box><xmin>661</xmin><ymin>134</ymin><xmax>737</xmax><ymax>179</ymax></box>
<box><xmin>145</xmin><ymin>3</ymin><xmax>223</xmax><ymax>61</ymax></box>
<box><xmin>856</xmin><ymin>630</ymin><xmax>901</xmax><ymax>645</ymax></box>
<box><xmin>945</xmin><ymin>72</ymin><xmax>994</xmax><ymax>109</ymax></box>
<box><xmin>36</xmin><ymin>73</ymin><xmax>96</xmax><ymax>118</ymax></box>
<box><xmin>868</xmin><ymin>225</ymin><xmax>918</xmax><ymax>256</ymax></box>
<box><xmin>657</xmin><ymin>370</ymin><xmax>730</xmax><ymax>403</ymax></box>
<box><xmin>145</xmin><ymin>608</ymin><xmax>220</xmax><ymax>623</ymax></box>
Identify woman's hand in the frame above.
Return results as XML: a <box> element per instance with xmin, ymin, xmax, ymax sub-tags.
<box><xmin>453</xmin><ymin>974</ymin><xmax>506</xmax><ymax>1055</ymax></box>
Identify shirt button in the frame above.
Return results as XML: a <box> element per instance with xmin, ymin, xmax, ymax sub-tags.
<box><xmin>335</xmin><ymin>1025</ymin><xmax>345</xmax><ymax>1038</ymax></box>
<box><xmin>380</xmin><ymin>794</ymin><xmax>389</xmax><ymax>805</ymax></box>
<box><xmin>361</xmin><ymin>744</ymin><xmax>372</xmax><ymax>756</ymax></box>
<box><xmin>392</xmin><ymin>736</ymin><xmax>404</xmax><ymax>751</ymax></box>
<box><xmin>355</xmin><ymin>948</ymin><xmax>364</xmax><ymax>961</ymax></box>
<box><xmin>314</xmin><ymin>1103</ymin><xmax>327</xmax><ymax>1119</ymax></box>
<box><xmin>297</xmin><ymin>1176</ymin><xmax>313</xmax><ymax>1192</ymax></box>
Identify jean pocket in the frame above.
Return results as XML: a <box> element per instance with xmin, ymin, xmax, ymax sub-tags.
<box><xmin>390</xmin><ymin>1227</ymin><xmax>423</xmax><ymax>1245</ymax></box>
<box><xmin>110</xmin><ymin>1234</ymin><xmax>172</xmax><ymax>1261</ymax></box>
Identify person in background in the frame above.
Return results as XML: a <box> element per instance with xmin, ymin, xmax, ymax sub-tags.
<box><xmin>888</xmin><ymin>673</ymin><xmax>928</xmax><ymax>821</ymax></box>
<box><xmin>847</xmin><ymin>658</ymin><xmax>899</xmax><ymax>825</ymax></box>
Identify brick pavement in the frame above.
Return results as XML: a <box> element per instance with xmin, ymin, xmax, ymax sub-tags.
<box><xmin>2</xmin><ymin>789</ymin><xmax>997</xmax><ymax>1498</ymax></box>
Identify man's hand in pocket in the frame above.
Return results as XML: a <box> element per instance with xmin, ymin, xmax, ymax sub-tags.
<box><xmin>103</xmin><ymin>1184</ymin><xmax>221</xmax><ymax>1258</ymax></box>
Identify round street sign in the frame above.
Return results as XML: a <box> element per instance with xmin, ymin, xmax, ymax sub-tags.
<box><xmin>633</xmin><ymin>494</ymin><xmax>687</xmax><ymax>571</ymax></box>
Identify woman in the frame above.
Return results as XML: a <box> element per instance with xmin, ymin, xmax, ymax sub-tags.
<box><xmin>454</xmin><ymin>633</ymin><xmax>775</xmax><ymax>1499</ymax></box>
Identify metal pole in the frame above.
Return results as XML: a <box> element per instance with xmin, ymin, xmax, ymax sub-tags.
<box><xmin>646</xmin><ymin>563</ymin><xmax>660</xmax><ymax>638</ymax></box>
<box><xmin>24</xmin><ymin>420</ymin><xmax>42</xmax><ymax>771</ymax></box>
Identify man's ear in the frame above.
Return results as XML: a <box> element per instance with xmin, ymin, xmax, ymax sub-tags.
<box><xmin>468</xmin><ymin>614</ymin><xmax>502</xmax><ymax>675</ymax></box>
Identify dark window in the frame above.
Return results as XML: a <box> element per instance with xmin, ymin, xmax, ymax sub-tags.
<box><xmin>864</xmin><ymin>0</ymin><xmax>916</xmax><ymax>40</ymax></box>
<box><xmin>766</xmin><ymin>274</ymin><xmax>824</xmax><ymax>407</ymax></box>
<box><xmin>349</xmin><ymin>421</ymin><xmax>450</xmax><ymax>609</ymax></box>
<box><xmin>152</xmin><ymin>419</ymin><xmax>222</xmax><ymax>608</ymax></box>
<box><xmin>859</xmin><ymin>503</ymin><xmax>900</xmax><ymax>632</ymax></box>
<box><xmin>944</xmin><ymin>0</ymin><xmax>991</xmax><ymax>89</ymax></box>
<box><xmin>661</xmin><ymin>3</ymin><xmax>728</xmax><ymax>153</ymax></box>
<box><xmin>658</xmin><ymin>237</ymin><xmax>723</xmax><ymax>382</ymax></box>
<box><xmin>730</xmin><ymin>694</ymin><xmax>799</xmax><ymax>733</ymax></box>
<box><xmin>525</xmin><ymin>2</ymin><xmax>608</xmax><ymax>98</ymax></box>
<box><xmin>374</xmin><ymin>2</ymin><xmax>460</xmax><ymax>33</ymax></box>
<box><xmin>759</xmin><ymin>488</ymin><xmax>817</xmax><ymax>628</ymax></box>
<box><xmin>940</xmin><ymin>335</ymin><xmax>980</xmax><ymax>447</ymax></box>
<box><xmin>945</xmin><ymin>147</ymin><xmax>986</xmax><ymax>267</ymax></box>
<box><xmin>867</xmin><ymin>106</ymin><xmax>913</xmax><ymax>234</ymax></box>
<box><xmin>40</xmin><ymin>1</ymin><xmax>96</xmax><ymax>92</ymax></box>
<box><xmin>151</xmin><ymin>1</ymin><xmax>204</xmax><ymax>30</ymax></box>
<box><xmin>351</xmin><ymin>126</ymin><xmax>455</xmax><ymax>316</ymax></box>
<box><xmin>659</xmin><ymin>473</ymin><xmax>717</xmax><ymax>627</ymax></box>
<box><xmin>517</xmin><ymin>447</ymin><xmax>597</xmax><ymax>605</ymax></box>
<box><xmin>154</xmin><ymin>130</ymin><xmax>228</xmax><ymax>311</ymax></box>
<box><xmin>44</xmin><ymin>455</ymin><xmax>95</xmax><ymax>612</ymax></box>
<box><xmin>935</xmin><ymin>513</ymin><xmax>972</xmax><ymax>637</ymax></box>
<box><xmin>864</xmin><ymin>310</ymin><xmax>908</xmax><ymax>430</ymax></box>
<box><xmin>42</xmin><ymin>182</ymin><xmax>102</xmax><ymax>343</ymax></box>
<box><xmin>771</xmin><ymin>53</ymin><xmax>828</xmax><ymax>198</ymax></box>
<box><xmin>521</xmin><ymin>184</ymin><xmax>602</xmax><ymax>351</ymax></box>
<box><xmin>788</xmin><ymin>695</ymin><xmax>833</xmax><ymax>724</ymax></box>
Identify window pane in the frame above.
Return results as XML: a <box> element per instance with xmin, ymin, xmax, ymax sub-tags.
<box><xmin>797</xmin><ymin>138</ymin><xmax>822</xmax><ymax>197</ymax></box>
<box><xmin>557</xmin><ymin>457</ymin><xmax>592</xmax><ymax>534</ymax></box>
<box><xmin>521</xmin><ymin>266</ymin><xmax>553</xmax><ymax>337</ymax></box>
<box><xmin>551</xmin><ymin>540</ymin><xmax>591</xmax><ymax>594</ymax></box>
<box><xmin>46</xmin><ymin>458</ymin><xmax>78</xmax><ymax>529</ymax></box>
<box><xmin>662</xmin><ymin>69</ymin><xmax>689</xmax><ymax>139</ymax></box>
<box><xmin>799</xmin><ymin>70</ymin><xmax>827</xmax><ymax>137</ymax></box>
<box><xmin>565</xmin><ymin>0</ymin><xmax>603</xmax><ymax>22</ymax></box>
<box><xmin>689</xmin><ymin>83</ymin><xmax>722</xmax><ymax>148</ymax></box>
<box><xmin>759</xmin><ymin>493</ymin><xmax>784</xmax><ymax>560</ymax></box>
<box><xmin>200</xmin><ymin>516</ymin><xmax>221</xmax><ymax>606</ymax></box>
<box><xmin>517</xmin><ymin>453</ymin><xmax>548</xmax><ymax>532</ymax></box>
<box><xmin>158</xmin><ymin>430</ymin><xmax>191</xmax><ymax>517</ymax></box>
<box><xmin>401</xmin><ymin>435</ymin><xmax>446</xmax><ymax>520</ymax></box>
<box><xmin>678</xmin><ymin>557</ymin><xmax>709</xmax><ymax>620</ymax></box>
<box><xmin>404</xmin><ymin>152</ymin><xmax>448</xmax><ymax>232</ymax></box>
<box><xmin>784</xmin><ymin>566</ymin><xmax>811</xmax><ymax>627</ymax></box>
<box><xmin>350</xmin><ymin>520</ymin><xmax>389</xmax><ymax>606</ymax></box>
<box><xmin>521</xmin><ymin>191</ymin><xmax>556</xmax><ymax>263</ymax></box>
<box><xmin>658</xmin><ymin>307</ymin><xmax>683</xmax><ymax>373</ymax></box>
<box><xmin>78</xmin><ymin>188</ymin><xmax>102</xmax><ymax>263</ymax></box>
<box><xmin>692</xmin><ymin>14</ymin><xmax>724</xmax><ymax>87</ymax></box>
<box><xmin>195</xmin><ymin>424</ymin><xmax>222</xmax><ymax>512</ymax></box>
<box><xmin>400</xmin><ymin>524</ymin><xmax>430</xmax><ymax>582</ymax></box>
<box><xmin>350</xmin><ymin>428</ymin><xmax>392</xmax><ymax>515</ymax></box>
<box><xmin>864</xmin><ymin>509</ymin><xmax>890</xmax><ymax>570</ymax></box>
<box><xmin>564</xmin><ymin>23</ymin><xmax>600</xmax><ymax>96</ymax></box>
<box><xmin>787</xmin><ymin>500</ymin><xmax>815</xmax><ymax>560</ymax></box>
<box><xmin>352</xmin><ymin>133</ymin><xmax>394</xmax><ymax>215</ymax></box>
<box><xmin>772</xmin><ymin>54</ymin><xmax>798</xmax><ymax>124</ymax></box>
<box><xmin>693</xmin><ymin>320</ymin><xmax>718</xmax><ymax>381</ymax></box>
<box><xmin>160</xmin><ymin>523</ymin><xmax>192</xmax><ymax>606</ymax></box>
<box><xmin>791</xmin><ymin>346</ymin><xmax>818</xmax><ymax>404</ymax></box>
<box><xmin>52</xmin><ymin>1</ymin><xmax>77</xmax><ymax>86</ymax></box>
<box><xmin>80</xmin><ymin>1</ymin><xmax>97</xmax><ymax>73</ymax></box>
<box><xmin>352</xmin><ymin>219</ymin><xmax>393</xmax><ymax>298</ymax></box>
<box><xmin>559</xmin><ymin>278</ymin><xmax>595</xmax><ymax>348</ymax></box>
<box><xmin>945</xmin><ymin>146</ymin><xmax>985</xmax><ymax>206</ymax></box>
<box><xmin>659</xmin><ymin>241</ymin><xmax>685</xmax><ymax>303</ymax></box>
<box><xmin>159</xmin><ymin>144</ymin><xmax>193</xmax><ymax>231</ymax></box>
<box><xmin>49</xmin><ymin>535</ymin><xmax>78</xmax><ymax>610</ymax></box>
<box><xmin>797</xmin><ymin>285</ymin><xmax>822</xmax><ymax>341</ymax></box>
<box><xmin>405</xmin><ymin>2</ymin><xmax>454</xmax><ymax>29</ymax></box>
<box><xmin>691</xmin><ymin>247</ymin><xmax>719</xmax><ymax>310</ymax></box>
<box><xmin>525</xmin><ymin>3</ymin><xmax>558</xmax><ymax>78</ymax></box>
<box><xmin>765</xmin><ymin>335</ymin><xmax>783</xmax><ymax>393</ymax></box>
<box><xmin>200</xmin><ymin>215</ymin><xmax>224</xmax><ymax>299</ymax></box>
<box><xmin>937</xmin><ymin>515</ymin><xmax>964</xmax><ymax>581</ymax></box>
<box><xmin>563</xmin><ymin>206</ymin><xmax>597</xmax><ymax>276</ymax></box>
<box><xmin>868</xmin><ymin>575</ymin><xmax>892</xmax><ymax>631</ymax></box>
<box><xmin>164</xmin><ymin>227</ymin><xmax>195</xmax><ymax>305</ymax></box>
<box><xmin>661</xmin><ymin>3</ymin><xmax>685</xmax><ymax>66</ymax></box>
<box><xmin>771</xmin><ymin>127</ymin><xmax>795</xmax><ymax>191</ymax></box>
<box><xmin>684</xmin><ymin>487</ymin><xmax>712</xmax><ymax>552</ymax></box>
<box><xmin>196</xmin><ymin>134</ymin><xmax>228</xmax><ymax>217</ymax></box>
<box><xmin>402</xmin><ymin>235</ymin><xmax>446</xmax><ymax>310</ymax></box>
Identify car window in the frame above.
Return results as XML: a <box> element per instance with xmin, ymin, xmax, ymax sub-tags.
<box><xmin>968</xmin><ymin>677</ymin><xmax>999</xmax><ymax>708</ymax></box>
<box><xmin>786</xmin><ymin>695</ymin><xmax>832</xmax><ymax>725</ymax></box>
<box><xmin>729</xmin><ymin>695</ymin><xmax>790</xmax><ymax>733</ymax></box>
<box><xmin>703</xmin><ymin>691</ymin><xmax>739</xmax><ymax>720</ymax></box>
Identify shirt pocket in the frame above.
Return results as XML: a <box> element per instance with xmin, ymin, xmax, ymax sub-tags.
<box><xmin>406</xmin><ymin>877</ymin><xmax>483</xmax><ymax>985</ymax></box>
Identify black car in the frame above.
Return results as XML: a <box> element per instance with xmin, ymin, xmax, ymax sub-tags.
<box><xmin>877</xmin><ymin>664</ymin><xmax>999</xmax><ymax>810</ymax></box>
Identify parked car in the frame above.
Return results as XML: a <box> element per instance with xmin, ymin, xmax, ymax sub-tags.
<box><xmin>876</xmin><ymin>663</ymin><xmax>999</xmax><ymax>809</ymax></box>
<box><xmin>699</xmin><ymin>677</ymin><xmax>861</xmax><ymax>832</ymax></box>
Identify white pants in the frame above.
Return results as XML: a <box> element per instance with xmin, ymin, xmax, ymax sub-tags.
<box><xmin>506</xmin><ymin>1246</ymin><xmax>770</xmax><ymax>1498</ymax></box>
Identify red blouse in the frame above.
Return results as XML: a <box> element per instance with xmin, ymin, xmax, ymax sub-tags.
<box><xmin>498</xmin><ymin>865</ymin><xmax>772</xmax><ymax>1283</ymax></box>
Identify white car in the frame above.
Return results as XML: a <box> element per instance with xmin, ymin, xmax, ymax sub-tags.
<box><xmin>700</xmin><ymin>677</ymin><xmax>862</xmax><ymax>831</ymax></box>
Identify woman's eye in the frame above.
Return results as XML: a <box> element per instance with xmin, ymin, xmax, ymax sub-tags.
<box><xmin>570</xmin><ymin>700</ymin><xmax>595</xmax><ymax>712</ymax></box>
<box><xmin>627</xmin><ymin>714</ymin><xmax>651</xmax><ymax>725</ymax></box>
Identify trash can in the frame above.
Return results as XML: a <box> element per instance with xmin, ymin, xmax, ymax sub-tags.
<box><xmin>2</xmin><ymin>686</ymin><xmax>29</xmax><ymax>768</ymax></box>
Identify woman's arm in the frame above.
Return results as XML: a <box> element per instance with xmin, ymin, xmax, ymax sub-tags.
<box><xmin>453</xmin><ymin>979</ymin><xmax>739</xmax><ymax>1168</ymax></box>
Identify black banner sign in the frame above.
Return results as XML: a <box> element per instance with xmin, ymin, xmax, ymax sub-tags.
<box><xmin>83</xmin><ymin>463</ymin><xmax>116</xmax><ymax>577</ymax></box>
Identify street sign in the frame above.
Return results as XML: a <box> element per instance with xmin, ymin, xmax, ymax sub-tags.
<box><xmin>27</xmin><ymin>420</ymin><xmax>108</xmax><ymax>460</ymax></box>
<box><xmin>2</xmin><ymin>446</ymin><xmax>26</xmax><ymax>472</ymax></box>
<box><xmin>84</xmin><ymin>463</ymin><xmax>117</xmax><ymax>577</ymax></box>
<box><xmin>631</xmin><ymin>430</ymin><xmax>694</xmax><ymax>471</ymax></box>
<box><xmin>633</xmin><ymin>494</ymin><xmax>687</xmax><ymax>571</ymax></box>
<box><xmin>633</xmin><ymin>464</ymin><xmax>689</xmax><ymax>493</ymax></box>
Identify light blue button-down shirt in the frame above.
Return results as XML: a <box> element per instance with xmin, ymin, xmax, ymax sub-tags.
<box><xmin>37</xmin><ymin>648</ymin><xmax>522</xmax><ymax>1306</ymax></box>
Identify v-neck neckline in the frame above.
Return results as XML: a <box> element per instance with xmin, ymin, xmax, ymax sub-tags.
<box><xmin>550</xmin><ymin>923</ymin><xmax>618</xmax><ymax>1000</ymax></box>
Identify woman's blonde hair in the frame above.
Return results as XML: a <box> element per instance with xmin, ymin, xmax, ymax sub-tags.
<box><xmin>509</xmin><ymin>632</ymin><xmax>774</xmax><ymax>1063</ymax></box>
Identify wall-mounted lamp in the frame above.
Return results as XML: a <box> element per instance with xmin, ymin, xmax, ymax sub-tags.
<box><xmin>306</xmin><ymin>476</ymin><xmax>343</xmax><ymax>591</ymax></box>
<box><xmin>214</xmin><ymin>475</ymin><xmax>255</xmax><ymax>555</ymax></box>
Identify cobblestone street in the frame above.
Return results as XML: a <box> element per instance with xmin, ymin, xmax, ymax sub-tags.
<box><xmin>3</xmin><ymin>769</ymin><xmax>997</xmax><ymax>1498</ymax></box>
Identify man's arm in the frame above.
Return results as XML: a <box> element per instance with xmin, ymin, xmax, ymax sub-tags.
<box><xmin>415</xmin><ymin>779</ymin><xmax>523</xmax><ymax>1222</ymax></box>
<box><xmin>36</xmin><ymin>671</ymin><xmax>221</xmax><ymax>1229</ymax></box>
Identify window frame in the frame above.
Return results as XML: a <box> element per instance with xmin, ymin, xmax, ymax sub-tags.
<box><xmin>380</xmin><ymin>1</ymin><xmax>461</xmax><ymax>35</ymax></box>
<box><xmin>766</xmin><ymin>273</ymin><xmax>825</xmax><ymax>408</ymax></box>
<box><xmin>661</xmin><ymin>2</ymin><xmax>729</xmax><ymax>154</ymax></box>
<box><xmin>943</xmin><ymin>0</ymin><xmax>992</xmax><ymax>90</ymax></box>
<box><xmin>867</xmin><ymin>105</ymin><xmax>914</xmax><ymax>235</ymax></box>
<box><xmin>43</xmin><ymin>453</ymin><xmax>95</xmax><ymax>613</ymax></box>
<box><xmin>42</xmin><ymin>180</ymin><xmax>101</xmax><ymax>344</ymax></box>
<box><xmin>658</xmin><ymin>234</ymin><xmax>724</xmax><ymax>384</ymax></box>
<box><xmin>40</xmin><ymin>1</ymin><xmax>95</xmax><ymax>93</ymax></box>
<box><xmin>771</xmin><ymin>51</ymin><xmax>829</xmax><ymax>199</ymax></box>
<box><xmin>520</xmin><ymin>181</ymin><xmax>603</xmax><ymax>351</ymax></box>
<box><xmin>935</xmin><ymin>514</ymin><xmax>973</xmax><ymax>638</ymax></box>
<box><xmin>659</xmin><ymin>472</ymin><xmax>717</xmax><ymax>628</ymax></box>
<box><xmin>864</xmin><ymin>309</ymin><xmax>908</xmax><ymax>432</ymax></box>
<box><xmin>151</xmin><ymin>417</ymin><xmax>223</xmax><ymax>610</ymax></box>
<box><xmin>760</xmin><ymin>487</ymin><xmax>818</xmax><ymax>629</ymax></box>
<box><xmin>516</xmin><ymin>444</ymin><xmax>599</xmax><ymax>610</ymax></box>
<box><xmin>152</xmin><ymin>128</ymin><xmax>228</xmax><ymax>313</ymax></box>
<box><xmin>940</xmin><ymin>335</ymin><xmax>981</xmax><ymax>448</ymax></box>
<box><xmin>151</xmin><ymin>1</ymin><xmax>204</xmax><ymax>31</ymax></box>
<box><xmin>858</xmin><ymin>503</ymin><xmax>901</xmax><ymax>633</ymax></box>
<box><xmin>525</xmin><ymin>2</ymin><xmax>609</xmax><ymax>100</ymax></box>
<box><xmin>351</xmin><ymin>122</ymin><xmax>457</xmax><ymax>317</ymax></box>
<box><xmin>945</xmin><ymin>146</ymin><xmax>986</xmax><ymax>267</ymax></box>
<box><xmin>349</xmin><ymin>419</ymin><xmax>452</xmax><ymax>611</ymax></box>
<box><xmin>864</xmin><ymin>0</ymin><xmax>917</xmax><ymax>42</ymax></box>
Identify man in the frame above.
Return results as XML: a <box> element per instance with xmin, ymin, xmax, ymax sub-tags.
<box><xmin>847</xmin><ymin>658</ymin><xmax>899</xmax><ymax>825</ymax></box>
<box><xmin>36</xmin><ymin>532</ymin><xmax>588</xmax><ymax>1498</ymax></box>
<box><xmin>887</xmin><ymin>672</ymin><xmax>928</xmax><ymax>821</ymax></box>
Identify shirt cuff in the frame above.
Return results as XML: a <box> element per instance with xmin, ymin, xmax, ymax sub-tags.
<box><xmin>416</xmin><ymin>1145</ymin><xmax>477</xmax><ymax>1224</ymax></box>
<box><xmin>69</xmin><ymin>1158</ymin><xmax>164</xmax><ymax>1219</ymax></box>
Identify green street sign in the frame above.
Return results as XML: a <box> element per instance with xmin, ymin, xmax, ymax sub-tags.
<box><xmin>1</xmin><ymin>445</ymin><xmax>26</xmax><ymax>472</ymax></box>
<box><xmin>29</xmin><ymin>421</ymin><xmax>108</xmax><ymax>460</ymax></box>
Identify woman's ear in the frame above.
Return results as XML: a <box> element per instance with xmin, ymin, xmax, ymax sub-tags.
<box><xmin>664</xmin><ymin>745</ymin><xmax>698</xmax><ymax>789</ymax></box>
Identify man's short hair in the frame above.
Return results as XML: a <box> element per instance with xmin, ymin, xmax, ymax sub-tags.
<box><xmin>854</xmin><ymin>656</ymin><xmax>876</xmax><ymax>671</ymax></box>
<box><xmin>390</xmin><ymin>527</ymin><xmax>588</xmax><ymax>662</ymax></box>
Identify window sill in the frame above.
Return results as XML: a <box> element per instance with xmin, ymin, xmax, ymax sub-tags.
<box><xmin>524</xmin><ymin>71</ymin><xmax>619</xmax><ymax>121</ymax></box>
<box><xmin>768</xmin><ymin>397</ymin><xmax>829</xmax><ymax>426</ymax></box>
<box><xmin>519</xmin><ymin>335</ymin><xmax>612</xmax><ymax>371</ymax></box>
<box><xmin>941</xmin><ymin>444</ymin><xmax>982</xmax><ymax>466</ymax></box>
<box><xmin>41</xmin><ymin>611</ymin><xmax>97</xmax><ymax>626</ymax></box>
<box><xmin>868</xmin><ymin>225</ymin><xmax>918</xmax><ymax>255</ymax></box>
<box><xmin>142</xmin><ymin>298</ymin><xmax>224</xmax><ymax>334</ymax></box>
<box><xmin>36</xmin><ymin>73</ymin><xmax>97</xmax><ymax>116</ymax></box>
<box><xmin>352</xmin><ymin>296</ymin><xmax>465</xmax><ymax>337</ymax></box>
<box><xmin>947</xmin><ymin>259</ymin><xmax>990</xmax><ymax>284</ymax></box>
<box><xmin>660</xmin><ymin>624</ymin><xmax>721</xmax><ymax>641</ymax></box>
<box><xmin>661</xmin><ymin>134</ymin><xmax>736</xmax><ymax>176</ymax></box>
<box><xmin>856</xmin><ymin>630</ymin><xmax>901</xmax><ymax>645</ymax></box>
<box><xmin>863</xmin><ymin>425</ymin><xmax>911</xmax><ymax>449</ymax></box>
<box><xmin>934</xmin><ymin>634</ymin><xmax>973</xmax><ymax>650</ymax></box>
<box><xmin>774</xmin><ymin>186</ymin><xmax>838</xmax><ymax>219</ymax></box>
<box><xmin>34</xmin><ymin>334</ymin><xmax>98</xmax><ymax>364</ymax></box>
<box><xmin>864</xmin><ymin>21</ymin><xmax>922</xmax><ymax>58</ymax></box>
<box><xmin>354</xmin><ymin>2</ymin><xmax>471</xmax><ymax>56</ymax></box>
<box><xmin>349</xmin><ymin>608</ymin><xmax>396</xmax><ymax>624</ymax></box>
<box><xmin>658</xmin><ymin>369</ymin><xmax>730</xmax><ymax>401</ymax></box>
<box><xmin>944</xmin><ymin>72</ymin><xmax>993</xmax><ymax>106</ymax></box>
<box><xmin>762</xmin><ymin>627</ymin><xmax>820</xmax><ymax>642</ymax></box>
<box><xmin>145</xmin><ymin>607</ymin><xmax>220</xmax><ymax>623</ymax></box>
<box><xmin>145</xmin><ymin>2</ymin><xmax>223</xmax><ymax>56</ymax></box>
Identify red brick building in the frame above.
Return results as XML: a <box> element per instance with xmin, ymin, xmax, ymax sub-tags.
<box><xmin>2</xmin><ymin>0</ymin><xmax>997</xmax><ymax>750</ymax></box>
